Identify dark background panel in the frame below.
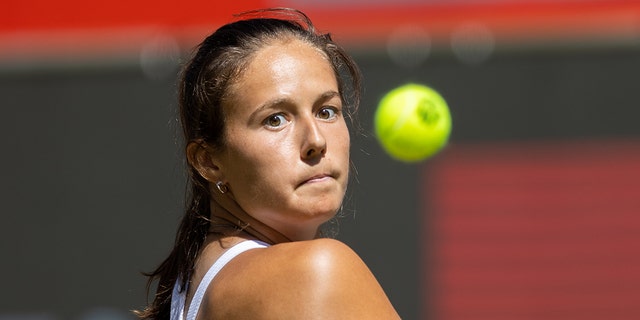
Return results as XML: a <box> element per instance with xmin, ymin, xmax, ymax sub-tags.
<box><xmin>2</xmin><ymin>43</ymin><xmax>640</xmax><ymax>319</ymax></box>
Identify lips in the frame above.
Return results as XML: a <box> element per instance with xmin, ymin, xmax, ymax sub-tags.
<box><xmin>306</xmin><ymin>174</ymin><xmax>330</xmax><ymax>183</ymax></box>
<box><xmin>298</xmin><ymin>172</ymin><xmax>335</xmax><ymax>187</ymax></box>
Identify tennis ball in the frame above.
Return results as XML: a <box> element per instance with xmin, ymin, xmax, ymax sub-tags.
<box><xmin>374</xmin><ymin>83</ymin><xmax>451</xmax><ymax>162</ymax></box>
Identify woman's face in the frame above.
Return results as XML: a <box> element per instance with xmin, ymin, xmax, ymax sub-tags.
<box><xmin>214</xmin><ymin>39</ymin><xmax>350</xmax><ymax>240</ymax></box>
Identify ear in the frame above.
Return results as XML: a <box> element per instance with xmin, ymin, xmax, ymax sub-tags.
<box><xmin>186</xmin><ymin>140</ymin><xmax>222</xmax><ymax>183</ymax></box>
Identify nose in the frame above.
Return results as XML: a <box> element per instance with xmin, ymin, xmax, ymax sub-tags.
<box><xmin>300</xmin><ymin>117</ymin><xmax>326</xmax><ymax>160</ymax></box>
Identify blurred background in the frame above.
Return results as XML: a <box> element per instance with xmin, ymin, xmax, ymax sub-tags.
<box><xmin>2</xmin><ymin>0</ymin><xmax>640</xmax><ymax>319</ymax></box>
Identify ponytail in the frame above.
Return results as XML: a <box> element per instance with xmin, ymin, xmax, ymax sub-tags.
<box><xmin>135</xmin><ymin>175</ymin><xmax>211</xmax><ymax>320</ymax></box>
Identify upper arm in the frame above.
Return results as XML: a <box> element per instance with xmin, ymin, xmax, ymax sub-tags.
<box><xmin>295</xmin><ymin>238</ymin><xmax>401</xmax><ymax>319</ymax></box>
<box><xmin>238</xmin><ymin>238</ymin><xmax>401</xmax><ymax>319</ymax></box>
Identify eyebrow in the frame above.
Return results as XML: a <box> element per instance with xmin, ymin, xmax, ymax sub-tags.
<box><xmin>248</xmin><ymin>90</ymin><xmax>341</xmax><ymax>123</ymax></box>
<box><xmin>318</xmin><ymin>90</ymin><xmax>341</xmax><ymax>101</ymax></box>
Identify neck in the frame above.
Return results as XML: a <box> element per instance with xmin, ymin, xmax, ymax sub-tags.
<box><xmin>208</xmin><ymin>192</ymin><xmax>293</xmax><ymax>245</ymax></box>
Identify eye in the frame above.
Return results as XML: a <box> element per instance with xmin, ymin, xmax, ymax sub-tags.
<box><xmin>317</xmin><ymin>107</ymin><xmax>338</xmax><ymax>120</ymax></box>
<box><xmin>263</xmin><ymin>113</ymin><xmax>288</xmax><ymax>129</ymax></box>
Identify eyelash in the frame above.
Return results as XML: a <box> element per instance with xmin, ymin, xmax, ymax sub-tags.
<box><xmin>317</xmin><ymin>107</ymin><xmax>339</xmax><ymax>120</ymax></box>
<box><xmin>264</xmin><ymin>113</ymin><xmax>288</xmax><ymax>128</ymax></box>
<box><xmin>262</xmin><ymin>107</ymin><xmax>340</xmax><ymax>129</ymax></box>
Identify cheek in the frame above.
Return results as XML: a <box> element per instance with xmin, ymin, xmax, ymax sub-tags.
<box><xmin>331</xmin><ymin>125</ymin><xmax>352</xmax><ymax>186</ymax></box>
<box><xmin>223</xmin><ymin>133</ymin><xmax>287</xmax><ymax>182</ymax></box>
<box><xmin>335</xmin><ymin>125</ymin><xmax>351</xmax><ymax>159</ymax></box>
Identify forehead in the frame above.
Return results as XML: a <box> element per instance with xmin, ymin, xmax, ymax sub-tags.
<box><xmin>243</xmin><ymin>38</ymin><xmax>333</xmax><ymax>80</ymax></box>
<box><xmin>224</xmin><ymin>39</ymin><xmax>338</xmax><ymax>113</ymax></box>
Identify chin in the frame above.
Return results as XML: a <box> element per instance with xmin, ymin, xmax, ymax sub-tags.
<box><xmin>308</xmin><ymin>203</ymin><xmax>343</xmax><ymax>223</ymax></box>
<box><xmin>289</xmin><ymin>199</ymin><xmax>336</xmax><ymax>219</ymax></box>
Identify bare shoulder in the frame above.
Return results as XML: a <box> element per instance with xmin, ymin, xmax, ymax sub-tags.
<box><xmin>267</xmin><ymin>238</ymin><xmax>366</xmax><ymax>270</ymax></box>
<box><xmin>204</xmin><ymin>238</ymin><xmax>400</xmax><ymax>319</ymax></box>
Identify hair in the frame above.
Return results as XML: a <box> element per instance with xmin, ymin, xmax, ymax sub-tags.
<box><xmin>135</xmin><ymin>8</ymin><xmax>361</xmax><ymax>320</ymax></box>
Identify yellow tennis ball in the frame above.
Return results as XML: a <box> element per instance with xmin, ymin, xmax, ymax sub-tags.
<box><xmin>374</xmin><ymin>83</ymin><xmax>452</xmax><ymax>162</ymax></box>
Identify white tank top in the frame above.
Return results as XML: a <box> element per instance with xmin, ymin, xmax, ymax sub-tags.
<box><xmin>170</xmin><ymin>240</ymin><xmax>269</xmax><ymax>320</ymax></box>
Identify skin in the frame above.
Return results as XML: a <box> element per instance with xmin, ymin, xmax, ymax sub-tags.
<box><xmin>216</xmin><ymin>38</ymin><xmax>350</xmax><ymax>241</ymax></box>
<box><xmin>187</xmin><ymin>38</ymin><xmax>401</xmax><ymax>319</ymax></box>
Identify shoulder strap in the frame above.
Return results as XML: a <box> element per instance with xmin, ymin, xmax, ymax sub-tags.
<box><xmin>185</xmin><ymin>240</ymin><xmax>269</xmax><ymax>320</ymax></box>
<box><xmin>170</xmin><ymin>279</ymin><xmax>186</xmax><ymax>320</ymax></box>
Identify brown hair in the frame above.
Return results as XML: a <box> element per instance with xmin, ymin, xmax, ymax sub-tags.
<box><xmin>136</xmin><ymin>8</ymin><xmax>361</xmax><ymax>320</ymax></box>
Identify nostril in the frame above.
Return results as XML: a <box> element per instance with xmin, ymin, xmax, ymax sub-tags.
<box><xmin>305</xmin><ymin>147</ymin><xmax>325</xmax><ymax>158</ymax></box>
<box><xmin>306</xmin><ymin>148</ymin><xmax>317</xmax><ymax>157</ymax></box>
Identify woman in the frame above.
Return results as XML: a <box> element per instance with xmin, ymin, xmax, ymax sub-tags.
<box><xmin>137</xmin><ymin>8</ymin><xmax>400</xmax><ymax>320</ymax></box>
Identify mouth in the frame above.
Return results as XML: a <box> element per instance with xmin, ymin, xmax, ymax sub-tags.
<box><xmin>298</xmin><ymin>172</ymin><xmax>335</xmax><ymax>187</ymax></box>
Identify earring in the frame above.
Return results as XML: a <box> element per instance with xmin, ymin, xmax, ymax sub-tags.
<box><xmin>215</xmin><ymin>181</ymin><xmax>229</xmax><ymax>194</ymax></box>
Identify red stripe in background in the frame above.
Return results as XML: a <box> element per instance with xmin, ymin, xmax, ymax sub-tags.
<box><xmin>3</xmin><ymin>0</ymin><xmax>639</xmax><ymax>34</ymax></box>
<box><xmin>2</xmin><ymin>0</ymin><xmax>640</xmax><ymax>57</ymax></box>
<box><xmin>1</xmin><ymin>0</ymin><xmax>269</xmax><ymax>31</ymax></box>
<box><xmin>308</xmin><ymin>0</ymin><xmax>640</xmax><ymax>45</ymax></box>
<box><xmin>423</xmin><ymin>139</ymin><xmax>640</xmax><ymax>320</ymax></box>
